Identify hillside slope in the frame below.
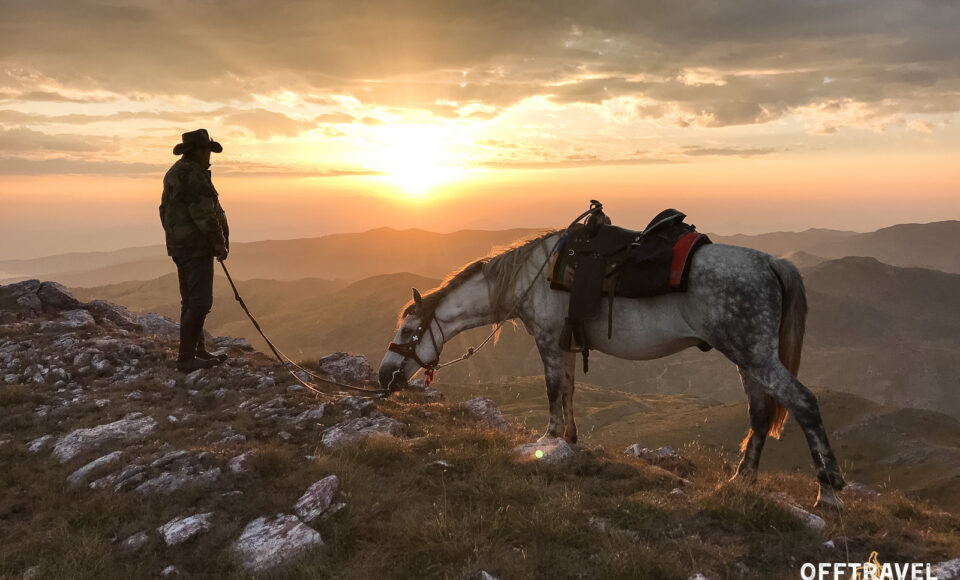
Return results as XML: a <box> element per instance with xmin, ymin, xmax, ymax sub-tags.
<box><xmin>1</xmin><ymin>281</ymin><xmax>958</xmax><ymax>579</ymax></box>
<box><xmin>73</xmin><ymin>256</ymin><xmax>960</xmax><ymax>419</ymax></box>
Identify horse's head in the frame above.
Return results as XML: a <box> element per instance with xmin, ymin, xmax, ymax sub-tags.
<box><xmin>379</xmin><ymin>288</ymin><xmax>444</xmax><ymax>391</ymax></box>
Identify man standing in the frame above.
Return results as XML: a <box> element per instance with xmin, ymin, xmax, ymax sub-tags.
<box><xmin>160</xmin><ymin>129</ymin><xmax>230</xmax><ymax>371</ymax></box>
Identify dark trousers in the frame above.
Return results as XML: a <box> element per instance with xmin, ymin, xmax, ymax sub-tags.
<box><xmin>173</xmin><ymin>255</ymin><xmax>214</xmax><ymax>361</ymax></box>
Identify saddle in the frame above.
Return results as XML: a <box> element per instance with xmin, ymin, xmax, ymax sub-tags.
<box><xmin>548</xmin><ymin>207</ymin><xmax>711</xmax><ymax>371</ymax></box>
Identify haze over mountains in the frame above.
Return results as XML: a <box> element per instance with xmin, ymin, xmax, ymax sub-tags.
<box><xmin>61</xmin><ymin>219</ymin><xmax>960</xmax><ymax>423</ymax></box>
<box><xmin>3</xmin><ymin>220</ymin><xmax>959</xmax><ymax>287</ymax></box>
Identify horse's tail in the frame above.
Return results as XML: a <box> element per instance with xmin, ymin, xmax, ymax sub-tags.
<box><xmin>767</xmin><ymin>257</ymin><xmax>807</xmax><ymax>440</ymax></box>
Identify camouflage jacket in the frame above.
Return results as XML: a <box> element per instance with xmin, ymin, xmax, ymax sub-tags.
<box><xmin>159</xmin><ymin>158</ymin><xmax>229</xmax><ymax>258</ymax></box>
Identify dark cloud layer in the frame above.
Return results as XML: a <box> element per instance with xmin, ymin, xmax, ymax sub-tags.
<box><xmin>0</xmin><ymin>0</ymin><xmax>956</xmax><ymax>126</ymax></box>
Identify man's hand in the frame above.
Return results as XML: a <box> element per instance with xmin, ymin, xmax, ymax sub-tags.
<box><xmin>215</xmin><ymin>247</ymin><xmax>228</xmax><ymax>262</ymax></box>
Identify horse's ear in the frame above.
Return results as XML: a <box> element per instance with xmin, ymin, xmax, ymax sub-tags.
<box><xmin>412</xmin><ymin>288</ymin><xmax>423</xmax><ymax>310</ymax></box>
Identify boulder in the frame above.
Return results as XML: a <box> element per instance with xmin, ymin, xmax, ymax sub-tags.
<box><xmin>320</xmin><ymin>414</ymin><xmax>404</xmax><ymax>449</ymax></box>
<box><xmin>462</xmin><ymin>397</ymin><xmax>510</xmax><ymax>431</ymax></box>
<box><xmin>27</xmin><ymin>434</ymin><xmax>54</xmax><ymax>453</ymax></box>
<box><xmin>212</xmin><ymin>336</ymin><xmax>253</xmax><ymax>350</ymax></box>
<box><xmin>933</xmin><ymin>558</ymin><xmax>960</xmax><ymax>580</ymax></box>
<box><xmin>317</xmin><ymin>352</ymin><xmax>376</xmax><ymax>385</ymax></box>
<box><xmin>39</xmin><ymin>309</ymin><xmax>95</xmax><ymax>332</ymax></box>
<box><xmin>233</xmin><ymin>514</ymin><xmax>323</xmax><ymax>574</ymax></box>
<box><xmin>513</xmin><ymin>438</ymin><xmax>575</xmax><ymax>464</ymax></box>
<box><xmin>770</xmin><ymin>492</ymin><xmax>826</xmax><ymax>531</ymax></box>
<box><xmin>228</xmin><ymin>452</ymin><xmax>255</xmax><ymax>474</ymax></box>
<box><xmin>135</xmin><ymin>312</ymin><xmax>180</xmax><ymax>338</ymax></box>
<box><xmin>52</xmin><ymin>413</ymin><xmax>157</xmax><ymax>463</ymax></box>
<box><xmin>66</xmin><ymin>450</ymin><xmax>123</xmax><ymax>486</ymax></box>
<box><xmin>89</xmin><ymin>463</ymin><xmax>148</xmax><ymax>492</ymax></box>
<box><xmin>292</xmin><ymin>404</ymin><xmax>327</xmax><ymax>425</ymax></box>
<box><xmin>37</xmin><ymin>281</ymin><xmax>81</xmax><ymax>312</ymax></box>
<box><xmin>158</xmin><ymin>512</ymin><xmax>214</xmax><ymax>546</ymax></box>
<box><xmin>334</xmin><ymin>396</ymin><xmax>373</xmax><ymax>418</ymax></box>
<box><xmin>82</xmin><ymin>300</ymin><xmax>139</xmax><ymax>329</ymax></box>
<box><xmin>625</xmin><ymin>444</ymin><xmax>676</xmax><ymax>460</ymax></box>
<box><xmin>844</xmin><ymin>481</ymin><xmax>880</xmax><ymax>498</ymax></box>
<box><xmin>119</xmin><ymin>531</ymin><xmax>149</xmax><ymax>552</ymax></box>
<box><xmin>135</xmin><ymin>466</ymin><xmax>221</xmax><ymax>496</ymax></box>
<box><xmin>293</xmin><ymin>475</ymin><xmax>339</xmax><ymax>523</ymax></box>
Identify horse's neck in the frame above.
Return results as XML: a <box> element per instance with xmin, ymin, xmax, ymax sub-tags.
<box><xmin>433</xmin><ymin>271</ymin><xmax>495</xmax><ymax>340</ymax></box>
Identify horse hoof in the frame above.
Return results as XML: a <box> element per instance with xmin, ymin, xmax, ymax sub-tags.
<box><xmin>814</xmin><ymin>487</ymin><xmax>845</xmax><ymax>511</ymax></box>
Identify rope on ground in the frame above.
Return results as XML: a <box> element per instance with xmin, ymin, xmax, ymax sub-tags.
<box><xmin>219</xmin><ymin>260</ymin><xmax>391</xmax><ymax>399</ymax></box>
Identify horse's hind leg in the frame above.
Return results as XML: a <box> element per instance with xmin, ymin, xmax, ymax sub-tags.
<box><xmin>731</xmin><ymin>370</ymin><xmax>779</xmax><ymax>483</ymax></box>
<box><xmin>560</xmin><ymin>359</ymin><xmax>578</xmax><ymax>444</ymax></box>
<box><xmin>746</xmin><ymin>361</ymin><xmax>846</xmax><ymax>508</ymax></box>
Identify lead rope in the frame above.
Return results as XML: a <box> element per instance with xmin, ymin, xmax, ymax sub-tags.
<box><xmin>219</xmin><ymin>260</ymin><xmax>390</xmax><ymax>399</ymax></box>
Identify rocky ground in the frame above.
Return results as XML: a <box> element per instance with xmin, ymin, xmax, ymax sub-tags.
<box><xmin>1</xmin><ymin>280</ymin><xmax>959</xmax><ymax>579</ymax></box>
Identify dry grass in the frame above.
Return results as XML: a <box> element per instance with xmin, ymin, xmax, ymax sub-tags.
<box><xmin>1</xmin><ymin>376</ymin><xmax>958</xmax><ymax>580</ymax></box>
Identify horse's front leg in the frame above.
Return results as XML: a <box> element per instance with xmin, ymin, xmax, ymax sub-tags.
<box><xmin>534</xmin><ymin>332</ymin><xmax>577</xmax><ymax>443</ymax></box>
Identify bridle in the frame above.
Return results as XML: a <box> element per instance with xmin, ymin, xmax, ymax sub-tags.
<box><xmin>386</xmin><ymin>311</ymin><xmax>446</xmax><ymax>387</ymax></box>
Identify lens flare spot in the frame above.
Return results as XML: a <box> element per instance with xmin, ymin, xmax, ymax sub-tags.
<box><xmin>535</xmin><ymin>449</ymin><xmax>544</xmax><ymax>459</ymax></box>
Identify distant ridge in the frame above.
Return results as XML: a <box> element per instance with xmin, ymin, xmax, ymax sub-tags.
<box><xmin>3</xmin><ymin>220</ymin><xmax>959</xmax><ymax>287</ymax></box>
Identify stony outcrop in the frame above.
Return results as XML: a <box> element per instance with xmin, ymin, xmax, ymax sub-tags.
<box><xmin>513</xmin><ymin>438</ymin><xmax>575</xmax><ymax>464</ymax></box>
<box><xmin>317</xmin><ymin>352</ymin><xmax>376</xmax><ymax>385</ymax></box>
<box><xmin>52</xmin><ymin>413</ymin><xmax>157</xmax><ymax>463</ymax></box>
<box><xmin>158</xmin><ymin>513</ymin><xmax>214</xmax><ymax>545</ymax></box>
<box><xmin>233</xmin><ymin>514</ymin><xmax>323</xmax><ymax>574</ymax></box>
<box><xmin>321</xmin><ymin>413</ymin><xmax>404</xmax><ymax>448</ymax></box>
<box><xmin>294</xmin><ymin>475</ymin><xmax>340</xmax><ymax>523</ymax></box>
<box><xmin>462</xmin><ymin>397</ymin><xmax>510</xmax><ymax>431</ymax></box>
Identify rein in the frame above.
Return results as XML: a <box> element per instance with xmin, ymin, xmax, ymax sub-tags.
<box><xmin>388</xmin><ymin>201</ymin><xmax>606</xmax><ymax>385</ymax></box>
<box><xmin>219</xmin><ymin>260</ymin><xmax>391</xmax><ymax>399</ymax></box>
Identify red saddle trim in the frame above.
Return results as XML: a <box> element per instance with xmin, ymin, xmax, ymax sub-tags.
<box><xmin>670</xmin><ymin>232</ymin><xmax>704</xmax><ymax>288</ymax></box>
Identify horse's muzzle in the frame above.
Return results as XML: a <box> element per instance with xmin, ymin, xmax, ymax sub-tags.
<box><xmin>379</xmin><ymin>363</ymin><xmax>407</xmax><ymax>391</ymax></box>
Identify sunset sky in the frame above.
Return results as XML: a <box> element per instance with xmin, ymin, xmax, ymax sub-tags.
<box><xmin>1</xmin><ymin>0</ymin><xmax>958</xmax><ymax>260</ymax></box>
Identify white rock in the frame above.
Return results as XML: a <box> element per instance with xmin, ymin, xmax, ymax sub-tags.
<box><xmin>233</xmin><ymin>514</ymin><xmax>323</xmax><ymax>574</ymax></box>
<box><xmin>770</xmin><ymin>493</ymin><xmax>826</xmax><ymax>531</ymax></box>
<box><xmin>119</xmin><ymin>531</ymin><xmax>149</xmax><ymax>552</ymax></box>
<box><xmin>161</xmin><ymin>565</ymin><xmax>179</xmax><ymax>576</ymax></box>
<box><xmin>688</xmin><ymin>574</ymin><xmax>710</xmax><ymax>580</ymax></box>
<box><xmin>625</xmin><ymin>444</ymin><xmax>676</xmax><ymax>459</ymax></box>
<box><xmin>317</xmin><ymin>352</ymin><xmax>376</xmax><ymax>385</ymax></box>
<box><xmin>293</xmin><ymin>475</ymin><xmax>339</xmax><ymax>523</ymax></box>
<box><xmin>66</xmin><ymin>450</ymin><xmax>123</xmax><ymax>486</ymax></box>
<box><xmin>52</xmin><ymin>413</ymin><xmax>157</xmax><ymax>463</ymax></box>
<box><xmin>27</xmin><ymin>434</ymin><xmax>54</xmax><ymax>453</ymax></box>
<box><xmin>480</xmin><ymin>572</ymin><xmax>499</xmax><ymax>580</ymax></box>
<box><xmin>320</xmin><ymin>414</ymin><xmax>404</xmax><ymax>448</ymax></box>
<box><xmin>513</xmin><ymin>438</ymin><xmax>575</xmax><ymax>464</ymax></box>
<box><xmin>158</xmin><ymin>512</ymin><xmax>214</xmax><ymax>546</ymax></box>
<box><xmin>462</xmin><ymin>397</ymin><xmax>510</xmax><ymax>431</ymax></box>
<box><xmin>83</xmin><ymin>300</ymin><xmax>139</xmax><ymax>329</ymax></box>
<box><xmin>89</xmin><ymin>463</ymin><xmax>147</xmax><ymax>492</ymax></box>
<box><xmin>292</xmin><ymin>404</ymin><xmax>327</xmax><ymax>425</ymax></box>
<box><xmin>934</xmin><ymin>558</ymin><xmax>960</xmax><ymax>580</ymax></box>
<box><xmin>845</xmin><ymin>481</ymin><xmax>880</xmax><ymax>498</ymax></box>
<box><xmin>135</xmin><ymin>312</ymin><xmax>179</xmax><ymax>338</ymax></box>
<box><xmin>39</xmin><ymin>309</ymin><xmax>95</xmax><ymax>331</ymax></box>
<box><xmin>228</xmin><ymin>452</ymin><xmax>255</xmax><ymax>473</ymax></box>
<box><xmin>162</xmin><ymin>379</ymin><xmax>177</xmax><ymax>389</ymax></box>
<box><xmin>135</xmin><ymin>467</ymin><xmax>221</xmax><ymax>496</ymax></box>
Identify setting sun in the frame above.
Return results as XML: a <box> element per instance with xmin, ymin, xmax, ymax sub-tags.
<box><xmin>362</xmin><ymin>124</ymin><xmax>467</xmax><ymax>197</ymax></box>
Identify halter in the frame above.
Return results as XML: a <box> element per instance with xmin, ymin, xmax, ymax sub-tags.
<box><xmin>386</xmin><ymin>312</ymin><xmax>446</xmax><ymax>386</ymax></box>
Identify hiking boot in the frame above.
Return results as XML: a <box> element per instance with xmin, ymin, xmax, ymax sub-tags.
<box><xmin>177</xmin><ymin>357</ymin><xmax>218</xmax><ymax>372</ymax></box>
<box><xmin>195</xmin><ymin>349</ymin><xmax>227</xmax><ymax>364</ymax></box>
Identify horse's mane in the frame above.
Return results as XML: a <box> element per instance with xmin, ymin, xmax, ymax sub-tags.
<box><xmin>397</xmin><ymin>229</ymin><xmax>560</xmax><ymax>325</ymax></box>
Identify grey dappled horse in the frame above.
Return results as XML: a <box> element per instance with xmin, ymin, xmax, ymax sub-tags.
<box><xmin>378</xmin><ymin>231</ymin><xmax>846</xmax><ymax>508</ymax></box>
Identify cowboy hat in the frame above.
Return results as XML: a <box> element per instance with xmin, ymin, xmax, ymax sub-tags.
<box><xmin>173</xmin><ymin>128</ymin><xmax>223</xmax><ymax>155</ymax></box>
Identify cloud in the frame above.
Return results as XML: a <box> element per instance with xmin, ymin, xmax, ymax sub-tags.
<box><xmin>0</xmin><ymin>127</ymin><xmax>116</xmax><ymax>153</ymax></box>
<box><xmin>0</xmin><ymin>0</ymin><xmax>957</xmax><ymax>136</ymax></box>
<box><xmin>483</xmin><ymin>156</ymin><xmax>677</xmax><ymax>170</ymax></box>
<box><xmin>0</xmin><ymin>156</ymin><xmax>164</xmax><ymax>175</ymax></box>
<box><xmin>221</xmin><ymin>108</ymin><xmax>314</xmax><ymax>139</ymax></box>
<box><xmin>680</xmin><ymin>146</ymin><xmax>777</xmax><ymax>157</ymax></box>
